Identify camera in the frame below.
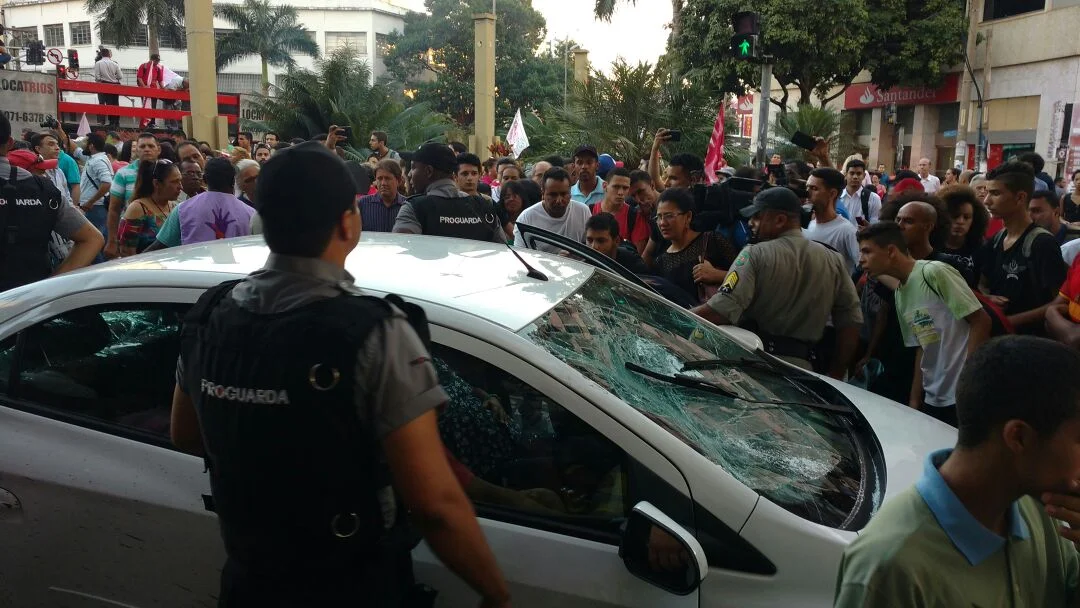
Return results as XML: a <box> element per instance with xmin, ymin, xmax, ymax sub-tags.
<box><xmin>40</xmin><ymin>115</ymin><xmax>59</xmax><ymax>129</ymax></box>
<box><xmin>688</xmin><ymin>177</ymin><xmax>759</xmax><ymax>232</ymax></box>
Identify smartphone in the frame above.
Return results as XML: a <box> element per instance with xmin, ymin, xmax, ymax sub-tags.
<box><xmin>338</xmin><ymin>126</ymin><xmax>352</xmax><ymax>140</ymax></box>
<box><xmin>667</xmin><ymin>130</ymin><xmax>682</xmax><ymax>142</ymax></box>
<box><xmin>791</xmin><ymin>130</ymin><xmax>817</xmax><ymax>151</ymax></box>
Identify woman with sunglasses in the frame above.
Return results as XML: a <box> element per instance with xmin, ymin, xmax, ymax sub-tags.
<box><xmin>118</xmin><ymin>159</ymin><xmax>181</xmax><ymax>256</ymax></box>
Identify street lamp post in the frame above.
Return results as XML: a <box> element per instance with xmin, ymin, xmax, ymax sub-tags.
<box><xmin>563</xmin><ymin>42</ymin><xmax>580</xmax><ymax>109</ymax></box>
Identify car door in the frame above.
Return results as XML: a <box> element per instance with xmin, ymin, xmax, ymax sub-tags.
<box><xmin>0</xmin><ymin>290</ymin><xmax>222</xmax><ymax>608</ymax></box>
<box><xmin>412</xmin><ymin>327</ymin><xmax>700</xmax><ymax>607</ymax></box>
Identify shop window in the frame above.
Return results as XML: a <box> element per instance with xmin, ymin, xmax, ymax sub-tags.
<box><xmin>938</xmin><ymin>103</ymin><xmax>960</xmax><ymax>135</ymax></box>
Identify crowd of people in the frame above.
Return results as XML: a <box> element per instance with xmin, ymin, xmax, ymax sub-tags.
<box><xmin>10</xmin><ymin>108</ymin><xmax>1080</xmax><ymax>605</ymax></box>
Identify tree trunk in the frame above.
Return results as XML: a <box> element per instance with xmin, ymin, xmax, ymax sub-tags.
<box><xmin>796</xmin><ymin>81</ymin><xmax>814</xmax><ymax>105</ymax></box>
<box><xmin>148</xmin><ymin>24</ymin><xmax>160</xmax><ymax>58</ymax></box>
<box><xmin>261</xmin><ymin>56</ymin><xmax>270</xmax><ymax>96</ymax></box>
<box><xmin>670</xmin><ymin>0</ymin><xmax>684</xmax><ymax>40</ymax></box>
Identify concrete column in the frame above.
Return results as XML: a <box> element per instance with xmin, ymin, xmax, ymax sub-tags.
<box><xmin>472</xmin><ymin>13</ymin><xmax>496</xmax><ymax>157</ymax></box>
<box><xmin>183</xmin><ymin>0</ymin><xmax>224</xmax><ymax>148</ymax></box>
<box><xmin>910</xmin><ymin>104</ymin><xmax>940</xmax><ymax>170</ymax></box>
<box><xmin>868</xmin><ymin>107</ymin><xmax>884</xmax><ymax>169</ymax></box>
<box><xmin>572</xmin><ymin>49</ymin><xmax>589</xmax><ymax>84</ymax></box>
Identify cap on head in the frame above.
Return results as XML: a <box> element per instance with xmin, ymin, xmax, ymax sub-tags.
<box><xmin>413</xmin><ymin>142</ymin><xmax>457</xmax><ymax>174</ymax></box>
<box><xmin>598</xmin><ymin>153</ymin><xmax>615</xmax><ymax>176</ymax></box>
<box><xmin>573</xmin><ymin>144</ymin><xmax>599</xmax><ymax>160</ymax></box>
<box><xmin>8</xmin><ymin>149</ymin><xmax>58</xmax><ymax>171</ymax></box>
<box><xmin>740</xmin><ymin>186</ymin><xmax>803</xmax><ymax>218</ymax></box>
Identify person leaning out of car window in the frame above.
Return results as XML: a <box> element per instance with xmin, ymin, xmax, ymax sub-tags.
<box><xmin>585</xmin><ymin>212</ymin><xmax>649</xmax><ymax>275</ymax></box>
<box><xmin>169</xmin><ymin>142</ymin><xmax>511</xmax><ymax>608</ymax></box>
<box><xmin>0</xmin><ymin>114</ymin><xmax>103</xmax><ymax>292</ymax></box>
<box><xmin>835</xmin><ymin>336</ymin><xmax>1080</xmax><ymax>608</ymax></box>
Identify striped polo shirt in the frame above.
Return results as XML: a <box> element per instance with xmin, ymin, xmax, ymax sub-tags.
<box><xmin>358</xmin><ymin>193</ymin><xmax>405</xmax><ymax>233</ymax></box>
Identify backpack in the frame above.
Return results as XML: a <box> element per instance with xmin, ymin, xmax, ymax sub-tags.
<box><xmin>860</xmin><ymin>186</ymin><xmax>874</xmax><ymax>220</ymax></box>
<box><xmin>591</xmin><ymin>200</ymin><xmax>640</xmax><ymax>242</ymax></box>
<box><xmin>920</xmin><ymin>263</ymin><xmax>1014</xmax><ymax>337</ymax></box>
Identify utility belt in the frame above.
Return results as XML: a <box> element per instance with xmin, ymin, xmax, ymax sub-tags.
<box><xmin>757</xmin><ymin>331</ymin><xmax>816</xmax><ymax>363</ymax></box>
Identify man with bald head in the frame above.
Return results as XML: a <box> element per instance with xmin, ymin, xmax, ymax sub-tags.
<box><xmin>530</xmin><ymin>161</ymin><xmax>552</xmax><ymax>187</ymax></box>
<box><xmin>917</xmin><ymin>158</ymin><xmax>940</xmax><ymax>194</ymax></box>
<box><xmin>894</xmin><ymin>197</ymin><xmax>974</xmax><ymax>285</ymax></box>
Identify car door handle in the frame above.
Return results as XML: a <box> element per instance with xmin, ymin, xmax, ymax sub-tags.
<box><xmin>0</xmin><ymin>487</ymin><xmax>24</xmax><ymax>523</ymax></box>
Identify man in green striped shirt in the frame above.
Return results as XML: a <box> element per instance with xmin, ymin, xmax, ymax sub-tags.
<box><xmin>835</xmin><ymin>336</ymin><xmax>1080</xmax><ymax>607</ymax></box>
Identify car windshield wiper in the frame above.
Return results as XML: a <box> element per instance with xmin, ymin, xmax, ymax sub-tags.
<box><xmin>625</xmin><ymin>361</ymin><xmax>854</xmax><ymax>414</ymax></box>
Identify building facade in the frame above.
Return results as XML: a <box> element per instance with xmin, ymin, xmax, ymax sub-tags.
<box><xmin>751</xmin><ymin>0</ymin><xmax>1080</xmax><ymax>179</ymax></box>
<box><xmin>0</xmin><ymin>0</ymin><xmax>407</xmax><ymax>95</ymax></box>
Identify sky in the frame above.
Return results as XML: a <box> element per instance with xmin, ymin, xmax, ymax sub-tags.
<box><xmin>394</xmin><ymin>0</ymin><xmax>673</xmax><ymax>74</ymax></box>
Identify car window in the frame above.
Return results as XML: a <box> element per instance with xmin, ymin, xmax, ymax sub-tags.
<box><xmin>431</xmin><ymin>344</ymin><xmax>628</xmax><ymax>539</ymax></box>
<box><xmin>520</xmin><ymin>272</ymin><xmax>874</xmax><ymax>530</ymax></box>
<box><xmin>14</xmin><ymin>305</ymin><xmax>187</xmax><ymax>439</ymax></box>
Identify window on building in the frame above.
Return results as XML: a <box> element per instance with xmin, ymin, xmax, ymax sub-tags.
<box><xmin>132</xmin><ymin>26</ymin><xmax>149</xmax><ymax>47</ymax></box>
<box><xmin>8</xmin><ymin>27</ymin><xmax>38</xmax><ymax>49</ymax></box>
<box><xmin>938</xmin><ymin>103</ymin><xmax>960</xmax><ymax>135</ymax></box>
<box><xmin>217</xmin><ymin>73</ymin><xmax>263</xmax><ymax>96</ymax></box>
<box><xmin>983</xmin><ymin>0</ymin><xmax>1044</xmax><ymax>20</ymax></box>
<box><xmin>325</xmin><ymin>32</ymin><xmax>367</xmax><ymax>54</ymax></box>
<box><xmin>43</xmin><ymin>24</ymin><xmax>65</xmax><ymax>48</ymax></box>
<box><xmin>159</xmin><ymin>28</ymin><xmax>186</xmax><ymax>50</ymax></box>
<box><xmin>214</xmin><ymin>28</ymin><xmax>232</xmax><ymax>44</ymax></box>
<box><xmin>70</xmin><ymin>22</ymin><xmax>92</xmax><ymax>47</ymax></box>
<box><xmin>376</xmin><ymin>33</ymin><xmax>391</xmax><ymax>58</ymax></box>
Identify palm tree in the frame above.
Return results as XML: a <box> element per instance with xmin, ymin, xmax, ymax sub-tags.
<box><xmin>214</xmin><ymin>0</ymin><xmax>321</xmax><ymax>95</ymax></box>
<box><xmin>85</xmin><ymin>0</ymin><xmax>185</xmax><ymax>58</ymax></box>
<box><xmin>245</xmin><ymin>47</ymin><xmax>453</xmax><ymax>154</ymax></box>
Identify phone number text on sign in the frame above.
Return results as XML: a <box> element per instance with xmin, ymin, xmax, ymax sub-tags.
<box><xmin>2</xmin><ymin>112</ymin><xmax>47</xmax><ymax>125</ymax></box>
<box><xmin>0</xmin><ymin>72</ymin><xmax>59</xmax><ymax>137</ymax></box>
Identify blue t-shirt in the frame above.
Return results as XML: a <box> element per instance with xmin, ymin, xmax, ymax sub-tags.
<box><xmin>58</xmin><ymin>151</ymin><xmax>80</xmax><ymax>186</ymax></box>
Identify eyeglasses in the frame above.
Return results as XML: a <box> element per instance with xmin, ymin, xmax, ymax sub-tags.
<box><xmin>152</xmin><ymin>158</ymin><xmax>175</xmax><ymax>179</ymax></box>
<box><xmin>657</xmin><ymin>211</ymin><xmax>686</xmax><ymax>223</ymax></box>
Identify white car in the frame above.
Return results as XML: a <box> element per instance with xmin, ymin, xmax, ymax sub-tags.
<box><xmin>0</xmin><ymin>234</ymin><xmax>954</xmax><ymax>608</ymax></box>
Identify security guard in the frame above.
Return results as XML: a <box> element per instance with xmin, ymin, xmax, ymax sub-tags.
<box><xmin>169</xmin><ymin>142</ymin><xmax>510</xmax><ymax>608</ymax></box>
<box><xmin>393</xmin><ymin>143</ymin><xmax>505</xmax><ymax>243</ymax></box>
<box><xmin>0</xmin><ymin>114</ymin><xmax>103</xmax><ymax>291</ymax></box>
<box><xmin>692</xmin><ymin>187</ymin><xmax>863</xmax><ymax>378</ymax></box>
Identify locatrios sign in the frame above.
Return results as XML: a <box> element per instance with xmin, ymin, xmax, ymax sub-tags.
<box><xmin>843</xmin><ymin>73</ymin><xmax>960</xmax><ymax>110</ymax></box>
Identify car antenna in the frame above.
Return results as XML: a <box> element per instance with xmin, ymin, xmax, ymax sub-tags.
<box><xmin>506</xmin><ymin>243</ymin><xmax>548</xmax><ymax>281</ymax></box>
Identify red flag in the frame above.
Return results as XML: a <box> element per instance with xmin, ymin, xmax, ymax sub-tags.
<box><xmin>703</xmin><ymin>103</ymin><xmax>726</xmax><ymax>184</ymax></box>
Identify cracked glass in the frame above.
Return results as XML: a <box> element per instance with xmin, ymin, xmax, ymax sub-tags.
<box><xmin>520</xmin><ymin>273</ymin><xmax>873</xmax><ymax>529</ymax></box>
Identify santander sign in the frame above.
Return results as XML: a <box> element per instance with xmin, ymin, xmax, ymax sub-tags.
<box><xmin>843</xmin><ymin>73</ymin><xmax>960</xmax><ymax>110</ymax></box>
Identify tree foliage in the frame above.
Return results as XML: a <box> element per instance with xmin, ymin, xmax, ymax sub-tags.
<box><xmin>674</xmin><ymin>0</ymin><xmax>967</xmax><ymax>110</ymax></box>
<box><xmin>523</xmin><ymin>59</ymin><xmax>745</xmax><ymax>166</ymax></box>
<box><xmin>381</xmin><ymin>0</ymin><xmax>563</xmax><ymax>126</ymax></box>
<box><xmin>214</xmin><ymin>0</ymin><xmax>320</xmax><ymax>95</ymax></box>
<box><xmin>244</xmin><ymin>47</ymin><xmax>453</xmax><ymax>154</ymax></box>
<box><xmin>85</xmin><ymin>0</ymin><xmax>185</xmax><ymax>57</ymax></box>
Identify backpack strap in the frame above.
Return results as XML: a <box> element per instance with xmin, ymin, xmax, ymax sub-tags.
<box><xmin>1022</xmin><ymin>226</ymin><xmax>1053</xmax><ymax>258</ymax></box>
<box><xmin>625</xmin><ymin>201</ymin><xmax>638</xmax><ymax>239</ymax></box>
<box><xmin>860</xmin><ymin>187</ymin><xmax>872</xmax><ymax>220</ymax></box>
<box><xmin>383</xmin><ymin>293</ymin><xmax>431</xmax><ymax>353</ymax></box>
<box><xmin>186</xmin><ymin>279</ymin><xmax>244</xmax><ymax>326</ymax></box>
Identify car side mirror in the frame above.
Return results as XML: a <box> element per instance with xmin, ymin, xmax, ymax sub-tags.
<box><xmin>618</xmin><ymin>501</ymin><xmax>707</xmax><ymax>595</ymax></box>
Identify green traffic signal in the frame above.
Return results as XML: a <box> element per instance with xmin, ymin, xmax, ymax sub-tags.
<box><xmin>739</xmin><ymin>40</ymin><xmax>751</xmax><ymax>56</ymax></box>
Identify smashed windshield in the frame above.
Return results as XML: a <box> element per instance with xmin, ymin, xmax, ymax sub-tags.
<box><xmin>519</xmin><ymin>272</ymin><xmax>873</xmax><ymax>529</ymax></box>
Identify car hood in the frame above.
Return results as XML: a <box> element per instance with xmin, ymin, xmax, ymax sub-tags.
<box><xmin>825</xmin><ymin>379</ymin><xmax>955</xmax><ymax>505</ymax></box>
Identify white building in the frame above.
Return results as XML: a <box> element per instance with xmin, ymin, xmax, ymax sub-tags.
<box><xmin>0</xmin><ymin>0</ymin><xmax>408</xmax><ymax>95</ymax></box>
<box><xmin>749</xmin><ymin>0</ymin><xmax>1080</xmax><ymax>179</ymax></box>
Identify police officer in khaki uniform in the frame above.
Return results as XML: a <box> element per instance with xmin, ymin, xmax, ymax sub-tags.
<box><xmin>692</xmin><ymin>187</ymin><xmax>862</xmax><ymax>378</ymax></box>
<box><xmin>170</xmin><ymin>142</ymin><xmax>511</xmax><ymax>608</ymax></box>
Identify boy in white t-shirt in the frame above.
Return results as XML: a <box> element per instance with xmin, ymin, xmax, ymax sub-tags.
<box><xmin>857</xmin><ymin>222</ymin><xmax>991</xmax><ymax>426</ymax></box>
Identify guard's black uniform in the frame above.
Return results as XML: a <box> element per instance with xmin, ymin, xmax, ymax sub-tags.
<box><xmin>181</xmin><ymin>280</ymin><xmax>420</xmax><ymax>607</ymax></box>
<box><xmin>0</xmin><ymin>165</ymin><xmax>64</xmax><ymax>291</ymax></box>
<box><xmin>406</xmin><ymin>192</ymin><xmax>504</xmax><ymax>242</ymax></box>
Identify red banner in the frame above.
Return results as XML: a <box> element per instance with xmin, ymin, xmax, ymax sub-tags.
<box><xmin>1068</xmin><ymin>108</ymin><xmax>1080</xmax><ymax>178</ymax></box>
<box><xmin>703</xmin><ymin>103</ymin><xmax>726</xmax><ymax>184</ymax></box>
<box><xmin>844</xmin><ymin>73</ymin><xmax>960</xmax><ymax>110</ymax></box>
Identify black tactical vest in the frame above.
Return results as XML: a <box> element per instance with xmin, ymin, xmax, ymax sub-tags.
<box><xmin>409</xmin><ymin>193</ymin><xmax>500</xmax><ymax>242</ymax></box>
<box><xmin>181</xmin><ymin>280</ymin><xmax>416</xmax><ymax>590</ymax></box>
<box><xmin>0</xmin><ymin>166</ymin><xmax>62</xmax><ymax>292</ymax></box>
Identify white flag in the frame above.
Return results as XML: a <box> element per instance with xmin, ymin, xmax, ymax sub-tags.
<box><xmin>76</xmin><ymin>113</ymin><xmax>91</xmax><ymax>137</ymax></box>
<box><xmin>506</xmin><ymin>109</ymin><xmax>530</xmax><ymax>158</ymax></box>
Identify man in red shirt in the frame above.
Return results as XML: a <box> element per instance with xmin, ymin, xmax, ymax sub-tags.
<box><xmin>590</xmin><ymin>167</ymin><xmax>650</xmax><ymax>253</ymax></box>
<box><xmin>136</xmin><ymin>54</ymin><xmax>163</xmax><ymax>128</ymax></box>
<box><xmin>1046</xmin><ymin>254</ymin><xmax>1080</xmax><ymax>348</ymax></box>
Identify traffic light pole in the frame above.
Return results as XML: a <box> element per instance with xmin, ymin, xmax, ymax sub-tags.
<box><xmin>754</xmin><ymin>61</ymin><xmax>772</xmax><ymax>167</ymax></box>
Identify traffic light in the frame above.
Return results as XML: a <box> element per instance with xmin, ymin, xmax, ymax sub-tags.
<box><xmin>26</xmin><ymin>40</ymin><xmax>45</xmax><ymax>65</ymax></box>
<box><xmin>67</xmin><ymin>49</ymin><xmax>79</xmax><ymax>70</ymax></box>
<box><xmin>731</xmin><ymin>12</ymin><xmax>761</xmax><ymax>60</ymax></box>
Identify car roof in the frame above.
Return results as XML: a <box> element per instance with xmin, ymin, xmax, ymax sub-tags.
<box><xmin>0</xmin><ymin>234</ymin><xmax>596</xmax><ymax>331</ymax></box>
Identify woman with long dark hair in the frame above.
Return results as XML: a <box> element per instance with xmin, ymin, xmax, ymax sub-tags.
<box><xmin>497</xmin><ymin>179</ymin><xmax>540</xmax><ymax>242</ymax></box>
<box><xmin>118</xmin><ymin>159</ymin><xmax>180</xmax><ymax>256</ymax></box>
